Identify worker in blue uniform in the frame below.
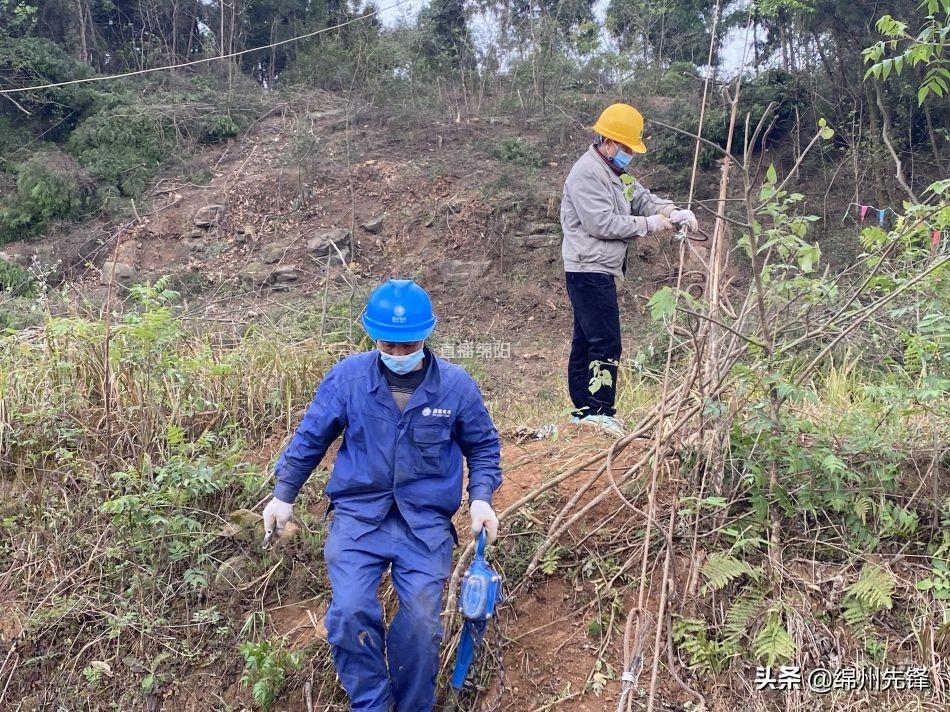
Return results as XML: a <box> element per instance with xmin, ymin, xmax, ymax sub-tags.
<box><xmin>261</xmin><ymin>278</ymin><xmax>503</xmax><ymax>712</ymax></box>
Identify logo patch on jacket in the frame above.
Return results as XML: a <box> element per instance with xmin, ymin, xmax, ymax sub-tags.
<box><xmin>422</xmin><ymin>406</ymin><xmax>452</xmax><ymax>417</ymax></box>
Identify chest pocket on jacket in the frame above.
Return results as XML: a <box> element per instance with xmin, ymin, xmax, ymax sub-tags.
<box><xmin>411</xmin><ymin>425</ymin><xmax>451</xmax><ymax>475</ymax></box>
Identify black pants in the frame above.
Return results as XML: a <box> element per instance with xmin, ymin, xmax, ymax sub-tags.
<box><xmin>566</xmin><ymin>271</ymin><xmax>621</xmax><ymax>418</ymax></box>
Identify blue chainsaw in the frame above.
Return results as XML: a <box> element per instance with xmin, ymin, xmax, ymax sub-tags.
<box><xmin>441</xmin><ymin>528</ymin><xmax>502</xmax><ymax>711</ymax></box>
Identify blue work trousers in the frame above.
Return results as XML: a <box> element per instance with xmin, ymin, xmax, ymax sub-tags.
<box><xmin>323</xmin><ymin>507</ymin><xmax>454</xmax><ymax>711</ymax></box>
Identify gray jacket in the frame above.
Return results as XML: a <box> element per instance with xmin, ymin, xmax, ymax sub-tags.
<box><xmin>560</xmin><ymin>145</ymin><xmax>673</xmax><ymax>278</ymax></box>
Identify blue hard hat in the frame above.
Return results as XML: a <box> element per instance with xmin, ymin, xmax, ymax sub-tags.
<box><xmin>361</xmin><ymin>279</ymin><xmax>437</xmax><ymax>342</ymax></box>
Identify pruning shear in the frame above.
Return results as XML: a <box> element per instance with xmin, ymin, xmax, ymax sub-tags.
<box><xmin>672</xmin><ymin>219</ymin><xmax>709</xmax><ymax>243</ymax></box>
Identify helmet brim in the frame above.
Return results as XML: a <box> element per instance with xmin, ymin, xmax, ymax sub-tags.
<box><xmin>593</xmin><ymin>126</ymin><xmax>647</xmax><ymax>154</ymax></box>
<box><xmin>361</xmin><ymin>313</ymin><xmax>437</xmax><ymax>343</ymax></box>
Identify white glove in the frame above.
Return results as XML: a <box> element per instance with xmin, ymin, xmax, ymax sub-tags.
<box><xmin>669</xmin><ymin>208</ymin><xmax>698</xmax><ymax>233</ymax></box>
<box><xmin>262</xmin><ymin>496</ymin><xmax>294</xmax><ymax>538</ymax></box>
<box><xmin>469</xmin><ymin>500</ymin><xmax>499</xmax><ymax>545</ymax></box>
<box><xmin>644</xmin><ymin>214</ymin><xmax>674</xmax><ymax>235</ymax></box>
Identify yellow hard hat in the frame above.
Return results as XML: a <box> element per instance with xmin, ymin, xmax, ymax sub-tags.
<box><xmin>592</xmin><ymin>103</ymin><xmax>647</xmax><ymax>154</ymax></box>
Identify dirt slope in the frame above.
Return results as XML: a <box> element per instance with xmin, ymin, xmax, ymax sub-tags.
<box><xmin>2</xmin><ymin>96</ymin><xmax>704</xmax><ymax>424</ymax></box>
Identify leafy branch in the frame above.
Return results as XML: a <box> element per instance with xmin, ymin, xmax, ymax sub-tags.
<box><xmin>863</xmin><ymin>1</ymin><xmax>950</xmax><ymax>104</ymax></box>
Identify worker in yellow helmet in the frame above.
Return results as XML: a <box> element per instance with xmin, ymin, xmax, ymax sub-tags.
<box><xmin>560</xmin><ymin>103</ymin><xmax>699</xmax><ymax>436</ymax></box>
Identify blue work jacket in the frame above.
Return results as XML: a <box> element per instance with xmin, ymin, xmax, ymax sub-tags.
<box><xmin>273</xmin><ymin>347</ymin><xmax>503</xmax><ymax>551</ymax></box>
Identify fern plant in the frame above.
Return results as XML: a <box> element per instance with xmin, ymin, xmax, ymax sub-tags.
<box><xmin>723</xmin><ymin>585</ymin><xmax>767</xmax><ymax>644</ymax></box>
<box><xmin>852</xmin><ymin>493</ymin><xmax>874</xmax><ymax>526</ymax></box>
<box><xmin>540</xmin><ymin>546</ymin><xmax>561</xmax><ymax>575</ymax></box>
<box><xmin>848</xmin><ymin>564</ymin><xmax>895</xmax><ymax>610</ymax></box>
<box><xmin>671</xmin><ymin>618</ymin><xmax>739</xmax><ymax>674</ymax></box>
<box><xmin>701</xmin><ymin>552</ymin><xmax>761</xmax><ymax>594</ymax></box>
<box><xmin>751</xmin><ymin>611</ymin><xmax>796</xmax><ymax>667</ymax></box>
<box><xmin>842</xmin><ymin>564</ymin><xmax>895</xmax><ymax>636</ymax></box>
<box><xmin>917</xmin><ymin>532</ymin><xmax>950</xmax><ymax>601</ymax></box>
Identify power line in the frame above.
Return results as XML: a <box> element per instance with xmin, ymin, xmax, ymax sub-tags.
<box><xmin>0</xmin><ymin>0</ymin><xmax>409</xmax><ymax>96</ymax></box>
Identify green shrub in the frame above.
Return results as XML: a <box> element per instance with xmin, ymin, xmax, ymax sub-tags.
<box><xmin>0</xmin><ymin>258</ymin><xmax>34</xmax><ymax>296</ymax></box>
<box><xmin>239</xmin><ymin>640</ymin><xmax>302</xmax><ymax>711</ymax></box>
<box><xmin>739</xmin><ymin>69</ymin><xmax>806</xmax><ymax>148</ymax></box>
<box><xmin>200</xmin><ymin>115</ymin><xmax>240</xmax><ymax>143</ymax></box>
<box><xmin>0</xmin><ymin>117</ymin><xmax>40</xmax><ymax>170</ymax></box>
<box><xmin>648</xmin><ymin>69</ymin><xmax>806</xmax><ymax>170</ymax></box>
<box><xmin>0</xmin><ymin>153</ymin><xmax>92</xmax><ymax>243</ymax></box>
<box><xmin>187</xmin><ymin>167</ymin><xmax>214</xmax><ymax>185</ymax></box>
<box><xmin>67</xmin><ymin>110</ymin><xmax>167</xmax><ymax>196</ymax></box>
<box><xmin>649</xmin><ymin>96</ymin><xmax>719</xmax><ymax>170</ymax></box>
<box><xmin>0</xmin><ymin>296</ymin><xmax>42</xmax><ymax>331</ymax></box>
<box><xmin>487</xmin><ymin>137</ymin><xmax>545</xmax><ymax>168</ymax></box>
<box><xmin>657</xmin><ymin>61</ymin><xmax>699</xmax><ymax>94</ymax></box>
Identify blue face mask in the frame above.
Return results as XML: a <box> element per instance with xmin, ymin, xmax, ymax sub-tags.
<box><xmin>380</xmin><ymin>347</ymin><xmax>425</xmax><ymax>375</ymax></box>
<box><xmin>610</xmin><ymin>148</ymin><xmax>634</xmax><ymax>170</ymax></box>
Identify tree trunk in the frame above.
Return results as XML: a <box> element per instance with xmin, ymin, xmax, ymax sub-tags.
<box><xmin>219</xmin><ymin>0</ymin><xmax>225</xmax><ymax>59</ymax></box>
<box><xmin>171</xmin><ymin>0</ymin><xmax>179</xmax><ymax>63</ymax></box>
<box><xmin>865</xmin><ymin>86</ymin><xmax>889</xmax><ymax>207</ymax></box>
<box><xmin>74</xmin><ymin>0</ymin><xmax>88</xmax><ymax>63</ymax></box>
<box><xmin>779</xmin><ymin>21</ymin><xmax>789</xmax><ymax>72</ymax></box>
<box><xmin>923</xmin><ymin>101</ymin><xmax>946</xmax><ymax>174</ymax></box>
<box><xmin>185</xmin><ymin>0</ymin><xmax>196</xmax><ymax>61</ymax></box>
<box><xmin>753</xmin><ymin>22</ymin><xmax>760</xmax><ymax>72</ymax></box>
<box><xmin>851</xmin><ymin>108</ymin><xmax>862</xmax><ymax>211</ymax></box>
<box><xmin>227</xmin><ymin>0</ymin><xmax>237</xmax><ymax>88</ymax></box>
<box><xmin>873</xmin><ymin>81</ymin><xmax>918</xmax><ymax>203</ymax></box>
<box><xmin>269</xmin><ymin>18</ymin><xmax>278</xmax><ymax>89</ymax></box>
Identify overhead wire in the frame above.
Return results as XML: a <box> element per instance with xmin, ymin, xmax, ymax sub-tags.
<box><xmin>0</xmin><ymin>0</ymin><xmax>410</xmax><ymax>95</ymax></box>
